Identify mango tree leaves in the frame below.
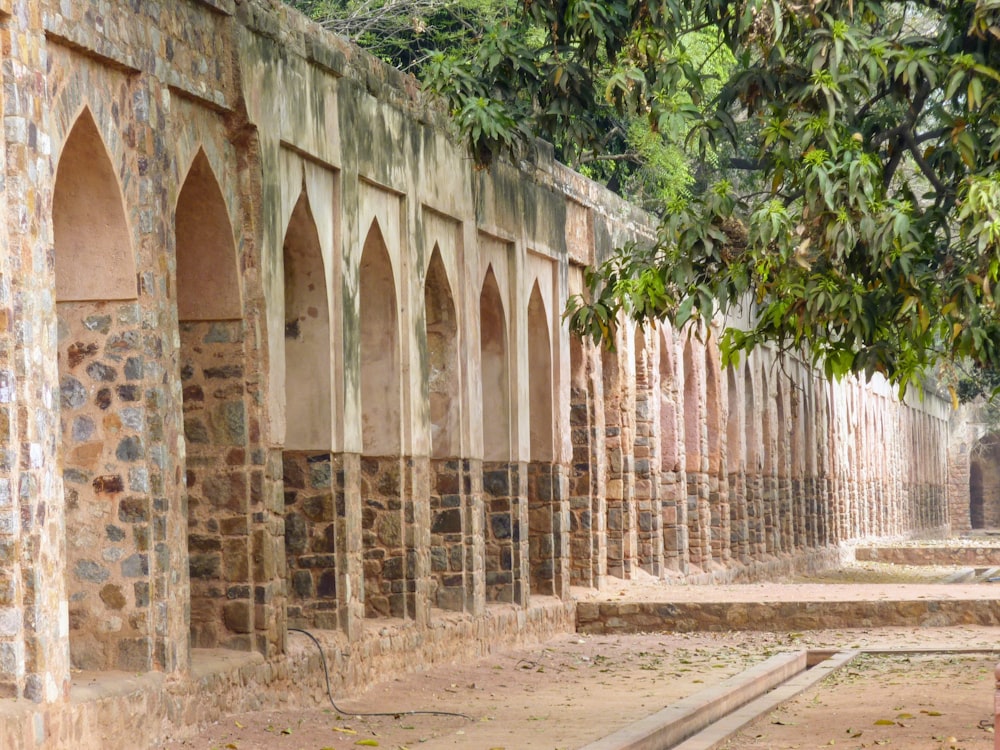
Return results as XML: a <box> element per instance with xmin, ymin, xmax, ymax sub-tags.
<box><xmin>427</xmin><ymin>0</ymin><xmax>1000</xmax><ymax>394</ymax></box>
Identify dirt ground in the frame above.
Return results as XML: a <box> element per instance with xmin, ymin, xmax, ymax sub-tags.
<box><xmin>721</xmin><ymin>652</ymin><xmax>997</xmax><ymax>750</ymax></box>
<box><xmin>161</xmin><ymin>562</ymin><xmax>1000</xmax><ymax>750</ymax></box>
<box><xmin>160</xmin><ymin>624</ymin><xmax>1000</xmax><ymax>750</ymax></box>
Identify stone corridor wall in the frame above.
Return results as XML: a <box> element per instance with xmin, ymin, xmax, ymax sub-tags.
<box><xmin>0</xmin><ymin>0</ymin><xmax>957</xmax><ymax>737</ymax></box>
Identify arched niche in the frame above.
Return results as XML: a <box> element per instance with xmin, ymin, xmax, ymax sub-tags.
<box><xmin>704</xmin><ymin>346</ymin><xmax>721</xmax><ymax>475</ymax></box>
<box><xmin>176</xmin><ymin>149</ymin><xmax>242</xmax><ymax>320</ymax></box>
<box><xmin>360</xmin><ymin>221</ymin><xmax>401</xmax><ymax>455</ymax></box>
<box><xmin>658</xmin><ymin>330</ymin><xmax>677</xmax><ymax>472</ymax></box>
<box><xmin>776</xmin><ymin>386</ymin><xmax>786</xmax><ymax>478</ymax></box>
<box><xmin>424</xmin><ymin>246</ymin><xmax>459</xmax><ymax>458</ymax></box>
<box><xmin>480</xmin><ymin>267</ymin><xmax>510</xmax><ymax>461</ymax></box>
<box><xmin>744</xmin><ymin>367</ymin><xmax>757</xmax><ymax>472</ymax></box>
<box><xmin>54</xmin><ymin>107</ymin><xmax>136</xmax><ymax>301</ymax></box>
<box><xmin>282</xmin><ymin>188</ymin><xmax>332</xmax><ymax>449</ymax></box>
<box><xmin>527</xmin><ymin>282</ymin><xmax>553</xmax><ymax>462</ymax></box>
<box><xmin>792</xmin><ymin>382</ymin><xmax>807</xmax><ymax>478</ymax></box>
<box><xmin>634</xmin><ymin>327</ymin><xmax>648</xmax><ymax>388</ymax></box>
<box><xmin>761</xmin><ymin>370</ymin><xmax>772</xmax><ymax>474</ymax></box>
<box><xmin>726</xmin><ymin>366</ymin><xmax>740</xmax><ymax>474</ymax></box>
<box><xmin>682</xmin><ymin>338</ymin><xmax>700</xmax><ymax>473</ymax></box>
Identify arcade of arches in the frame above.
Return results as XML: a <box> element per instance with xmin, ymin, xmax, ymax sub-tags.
<box><xmin>0</xmin><ymin>1</ymin><xmax>977</xmax><ymax>747</ymax></box>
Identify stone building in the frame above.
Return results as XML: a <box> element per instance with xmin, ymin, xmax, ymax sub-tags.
<box><xmin>0</xmin><ymin>0</ymin><xmax>955</xmax><ymax>747</ymax></box>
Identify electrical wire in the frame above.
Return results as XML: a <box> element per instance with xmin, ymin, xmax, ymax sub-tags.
<box><xmin>288</xmin><ymin>627</ymin><xmax>474</xmax><ymax>720</ymax></box>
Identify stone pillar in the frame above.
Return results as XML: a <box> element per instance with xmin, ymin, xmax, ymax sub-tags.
<box><xmin>527</xmin><ymin>462</ymin><xmax>571</xmax><ymax>599</ymax></box>
<box><xmin>284</xmin><ymin>451</ymin><xmax>363</xmax><ymax>633</ymax></box>
<box><xmin>359</xmin><ymin>455</ymin><xmax>430</xmax><ymax>623</ymax></box>
<box><xmin>483</xmin><ymin>461</ymin><xmax>528</xmax><ymax>606</ymax></box>
<box><xmin>255</xmin><ymin>448</ymin><xmax>287</xmax><ymax>656</ymax></box>
<box><xmin>403</xmin><ymin>456</ymin><xmax>431</xmax><ymax>625</ymax></box>
<box><xmin>284</xmin><ymin>451</ymin><xmax>340</xmax><ymax>629</ymax></box>
<box><xmin>528</xmin><ymin>461</ymin><xmax>557</xmax><ymax>596</ymax></box>
<box><xmin>337</xmin><ymin>453</ymin><xmax>364</xmax><ymax>638</ymax></box>
<box><xmin>603</xmin><ymin>346</ymin><xmax>636</xmax><ymax>578</ymax></box>
<box><xmin>634</xmin><ymin>338</ymin><xmax>662</xmax><ymax>575</ymax></box>
<box><xmin>568</xmin><ymin>337</ymin><xmax>602</xmax><ymax>588</ymax></box>
<box><xmin>657</xmin><ymin>331</ymin><xmax>687</xmax><ymax>573</ymax></box>
<box><xmin>360</xmin><ymin>455</ymin><xmax>407</xmax><ymax>618</ymax></box>
<box><xmin>464</xmin><ymin>459</ymin><xmax>486</xmax><ymax>614</ymax></box>
<box><xmin>0</xmin><ymin>1</ymin><xmax>70</xmax><ymax>702</ymax></box>
<box><xmin>429</xmin><ymin>457</ymin><xmax>480</xmax><ymax>613</ymax></box>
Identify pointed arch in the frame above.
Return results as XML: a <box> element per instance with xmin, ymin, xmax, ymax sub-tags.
<box><xmin>360</xmin><ymin>220</ymin><xmax>401</xmax><ymax>455</ymax></box>
<box><xmin>726</xmin><ymin>366</ymin><xmax>741</xmax><ymax>475</ymax></box>
<box><xmin>705</xmin><ymin>345</ymin><xmax>721</xmax><ymax>475</ymax></box>
<box><xmin>776</xmin><ymin>385</ymin><xmax>786</xmax><ymax>478</ymax></box>
<box><xmin>54</xmin><ymin>107</ymin><xmax>135</xmax><ymax>301</ymax></box>
<box><xmin>744</xmin><ymin>367</ymin><xmax>757</xmax><ymax>471</ymax></box>
<box><xmin>282</xmin><ymin>188</ymin><xmax>332</xmax><ymax>449</ymax></box>
<box><xmin>634</xmin><ymin>327</ymin><xmax>649</xmax><ymax>388</ymax></box>
<box><xmin>527</xmin><ymin>282</ymin><xmax>553</xmax><ymax>462</ymax></box>
<box><xmin>176</xmin><ymin>149</ymin><xmax>242</xmax><ymax>320</ymax></box>
<box><xmin>480</xmin><ymin>266</ymin><xmax>510</xmax><ymax>460</ymax></box>
<box><xmin>425</xmin><ymin>245</ymin><xmax>459</xmax><ymax>458</ymax></box>
<box><xmin>658</xmin><ymin>329</ymin><xmax>677</xmax><ymax>472</ymax></box>
<box><xmin>761</xmin><ymin>369</ymin><xmax>772</xmax><ymax>474</ymax></box>
<box><xmin>682</xmin><ymin>338</ymin><xmax>700</xmax><ymax>472</ymax></box>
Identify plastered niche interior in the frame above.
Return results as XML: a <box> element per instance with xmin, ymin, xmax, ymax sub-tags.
<box><xmin>283</xmin><ymin>188</ymin><xmax>332</xmax><ymax>450</ymax></box>
<box><xmin>480</xmin><ymin>266</ymin><xmax>510</xmax><ymax>462</ymax></box>
<box><xmin>424</xmin><ymin>246</ymin><xmax>459</xmax><ymax>459</ymax></box>
<box><xmin>175</xmin><ymin>151</ymin><xmax>242</xmax><ymax>320</ymax></box>
<box><xmin>53</xmin><ymin>109</ymin><xmax>136</xmax><ymax>302</ymax></box>
<box><xmin>360</xmin><ymin>220</ymin><xmax>400</xmax><ymax>456</ymax></box>
<box><xmin>527</xmin><ymin>282</ymin><xmax>553</xmax><ymax>463</ymax></box>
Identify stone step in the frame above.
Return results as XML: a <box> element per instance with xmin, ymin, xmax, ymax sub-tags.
<box><xmin>577</xmin><ymin>597</ymin><xmax>1000</xmax><ymax>634</ymax></box>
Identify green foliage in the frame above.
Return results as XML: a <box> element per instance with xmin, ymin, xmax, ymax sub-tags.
<box><xmin>546</xmin><ymin>0</ymin><xmax>1000</xmax><ymax>397</ymax></box>
<box><xmin>288</xmin><ymin>0</ymin><xmax>518</xmax><ymax>73</ymax></box>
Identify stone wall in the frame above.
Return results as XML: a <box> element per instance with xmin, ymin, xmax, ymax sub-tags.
<box><xmin>0</xmin><ymin>0</ymin><xmax>961</xmax><ymax>746</ymax></box>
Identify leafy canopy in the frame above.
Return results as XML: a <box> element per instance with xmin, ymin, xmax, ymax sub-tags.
<box><xmin>422</xmin><ymin>0</ymin><xmax>1000</xmax><ymax>398</ymax></box>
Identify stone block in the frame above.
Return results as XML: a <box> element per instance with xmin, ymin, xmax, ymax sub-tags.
<box><xmin>431</xmin><ymin>508</ymin><xmax>462</xmax><ymax>534</ymax></box>
<box><xmin>223</xmin><ymin>601</ymin><xmax>252</xmax><ymax>633</ymax></box>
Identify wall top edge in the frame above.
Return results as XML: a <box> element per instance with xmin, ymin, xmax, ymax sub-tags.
<box><xmin>192</xmin><ymin>0</ymin><xmax>235</xmax><ymax>15</ymax></box>
<box><xmin>44</xmin><ymin>29</ymin><xmax>141</xmax><ymax>75</ymax></box>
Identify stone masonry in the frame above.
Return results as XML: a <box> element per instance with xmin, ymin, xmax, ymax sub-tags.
<box><xmin>0</xmin><ymin>0</ymin><xmax>967</xmax><ymax>747</ymax></box>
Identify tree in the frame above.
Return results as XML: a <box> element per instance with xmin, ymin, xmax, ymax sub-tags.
<box><xmin>288</xmin><ymin>0</ymin><xmax>518</xmax><ymax>73</ymax></box>
<box><xmin>422</xmin><ymin>0</ymin><xmax>1000</xmax><ymax>399</ymax></box>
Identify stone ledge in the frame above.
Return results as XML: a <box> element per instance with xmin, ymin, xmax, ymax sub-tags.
<box><xmin>856</xmin><ymin>545</ymin><xmax>1000</xmax><ymax>566</ymax></box>
<box><xmin>578</xmin><ymin>599</ymin><xmax>1000</xmax><ymax>634</ymax></box>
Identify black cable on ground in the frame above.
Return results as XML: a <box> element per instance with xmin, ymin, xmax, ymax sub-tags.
<box><xmin>288</xmin><ymin>627</ymin><xmax>474</xmax><ymax>720</ymax></box>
